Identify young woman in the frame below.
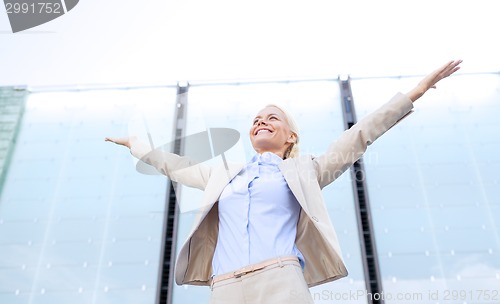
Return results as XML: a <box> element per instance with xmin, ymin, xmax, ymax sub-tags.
<box><xmin>106</xmin><ymin>60</ymin><xmax>462</xmax><ymax>304</ymax></box>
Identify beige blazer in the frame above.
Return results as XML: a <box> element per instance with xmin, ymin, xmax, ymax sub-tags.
<box><xmin>130</xmin><ymin>92</ymin><xmax>414</xmax><ymax>288</ymax></box>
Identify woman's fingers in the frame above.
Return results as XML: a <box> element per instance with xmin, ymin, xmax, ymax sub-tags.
<box><xmin>447</xmin><ymin>60</ymin><xmax>462</xmax><ymax>76</ymax></box>
<box><xmin>104</xmin><ymin>137</ymin><xmax>130</xmax><ymax>148</ymax></box>
<box><xmin>424</xmin><ymin>59</ymin><xmax>462</xmax><ymax>89</ymax></box>
<box><xmin>439</xmin><ymin>59</ymin><xmax>462</xmax><ymax>79</ymax></box>
<box><xmin>408</xmin><ymin>60</ymin><xmax>462</xmax><ymax>102</ymax></box>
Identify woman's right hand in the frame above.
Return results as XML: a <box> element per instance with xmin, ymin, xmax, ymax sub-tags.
<box><xmin>104</xmin><ymin>136</ymin><xmax>132</xmax><ymax>149</ymax></box>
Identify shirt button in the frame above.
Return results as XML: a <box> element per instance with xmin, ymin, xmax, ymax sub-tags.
<box><xmin>312</xmin><ymin>216</ymin><xmax>319</xmax><ymax>222</ymax></box>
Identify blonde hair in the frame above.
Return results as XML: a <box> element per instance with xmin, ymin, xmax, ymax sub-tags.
<box><xmin>265</xmin><ymin>104</ymin><xmax>300</xmax><ymax>159</ymax></box>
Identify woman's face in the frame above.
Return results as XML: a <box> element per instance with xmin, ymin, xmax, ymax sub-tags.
<box><xmin>249</xmin><ymin>106</ymin><xmax>295</xmax><ymax>157</ymax></box>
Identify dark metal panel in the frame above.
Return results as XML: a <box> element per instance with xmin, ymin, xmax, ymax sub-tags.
<box><xmin>157</xmin><ymin>83</ymin><xmax>189</xmax><ymax>304</ymax></box>
<box><xmin>338</xmin><ymin>77</ymin><xmax>384</xmax><ymax>304</ymax></box>
<box><xmin>0</xmin><ymin>86</ymin><xmax>28</xmax><ymax>195</ymax></box>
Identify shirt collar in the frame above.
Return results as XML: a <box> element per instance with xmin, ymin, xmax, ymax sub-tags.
<box><xmin>250</xmin><ymin>152</ymin><xmax>283</xmax><ymax>166</ymax></box>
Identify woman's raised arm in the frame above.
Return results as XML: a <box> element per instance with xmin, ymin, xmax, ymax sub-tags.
<box><xmin>105</xmin><ymin>136</ymin><xmax>212</xmax><ymax>190</ymax></box>
<box><xmin>314</xmin><ymin>60</ymin><xmax>462</xmax><ymax>188</ymax></box>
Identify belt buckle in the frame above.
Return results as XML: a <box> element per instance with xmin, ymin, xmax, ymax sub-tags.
<box><xmin>233</xmin><ymin>266</ymin><xmax>253</xmax><ymax>278</ymax></box>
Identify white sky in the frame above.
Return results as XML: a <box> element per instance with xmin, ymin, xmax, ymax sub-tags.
<box><xmin>1</xmin><ymin>0</ymin><xmax>499</xmax><ymax>87</ymax></box>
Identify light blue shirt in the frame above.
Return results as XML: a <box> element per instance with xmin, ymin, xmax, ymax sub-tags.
<box><xmin>211</xmin><ymin>152</ymin><xmax>304</xmax><ymax>276</ymax></box>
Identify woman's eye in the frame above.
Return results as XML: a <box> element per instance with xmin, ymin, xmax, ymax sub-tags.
<box><xmin>269</xmin><ymin>116</ymin><xmax>277</xmax><ymax>120</ymax></box>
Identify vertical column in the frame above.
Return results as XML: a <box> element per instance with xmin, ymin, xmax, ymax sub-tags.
<box><xmin>156</xmin><ymin>82</ymin><xmax>189</xmax><ymax>304</ymax></box>
<box><xmin>338</xmin><ymin>77</ymin><xmax>384</xmax><ymax>304</ymax></box>
<box><xmin>0</xmin><ymin>86</ymin><xmax>28</xmax><ymax>194</ymax></box>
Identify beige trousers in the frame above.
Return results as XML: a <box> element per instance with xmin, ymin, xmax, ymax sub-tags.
<box><xmin>209</xmin><ymin>258</ymin><xmax>314</xmax><ymax>304</ymax></box>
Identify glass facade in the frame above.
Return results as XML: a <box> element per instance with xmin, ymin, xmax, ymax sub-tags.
<box><xmin>0</xmin><ymin>88</ymin><xmax>176</xmax><ymax>303</ymax></box>
<box><xmin>351</xmin><ymin>74</ymin><xmax>500</xmax><ymax>303</ymax></box>
<box><xmin>0</xmin><ymin>73</ymin><xmax>499</xmax><ymax>304</ymax></box>
<box><xmin>0</xmin><ymin>87</ymin><xmax>27</xmax><ymax>192</ymax></box>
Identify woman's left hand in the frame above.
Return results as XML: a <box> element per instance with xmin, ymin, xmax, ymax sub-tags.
<box><xmin>408</xmin><ymin>59</ymin><xmax>462</xmax><ymax>102</ymax></box>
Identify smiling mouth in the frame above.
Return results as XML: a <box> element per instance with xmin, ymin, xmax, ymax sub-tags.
<box><xmin>255</xmin><ymin>128</ymin><xmax>273</xmax><ymax>135</ymax></box>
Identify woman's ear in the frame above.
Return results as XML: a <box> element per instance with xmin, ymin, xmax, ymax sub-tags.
<box><xmin>286</xmin><ymin>133</ymin><xmax>297</xmax><ymax>144</ymax></box>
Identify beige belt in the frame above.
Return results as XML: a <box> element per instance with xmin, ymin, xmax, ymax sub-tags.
<box><xmin>211</xmin><ymin>256</ymin><xmax>299</xmax><ymax>285</ymax></box>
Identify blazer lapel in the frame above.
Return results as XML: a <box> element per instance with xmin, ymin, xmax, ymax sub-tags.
<box><xmin>205</xmin><ymin>161</ymin><xmax>244</xmax><ymax>205</ymax></box>
<box><xmin>279</xmin><ymin>159</ymin><xmax>309</xmax><ymax>213</ymax></box>
<box><xmin>191</xmin><ymin>161</ymin><xmax>244</xmax><ymax>222</ymax></box>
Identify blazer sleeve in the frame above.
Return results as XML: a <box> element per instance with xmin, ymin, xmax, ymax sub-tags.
<box><xmin>129</xmin><ymin>137</ymin><xmax>212</xmax><ymax>191</ymax></box>
<box><xmin>313</xmin><ymin>92</ymin><xmax>414</xmax><ymax>189</ymax></box>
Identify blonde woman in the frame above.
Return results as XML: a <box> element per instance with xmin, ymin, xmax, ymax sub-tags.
<box><xmin>106</xmin><ymin>60</ymin><xmax>462</xmax><ymax>304</ymax></box>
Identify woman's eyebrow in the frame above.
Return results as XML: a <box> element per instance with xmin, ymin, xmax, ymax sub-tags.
<box><xmin>254</xmin><ymin>113</ymin><xmax>280</xmax><ymax>119</ymax></box>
